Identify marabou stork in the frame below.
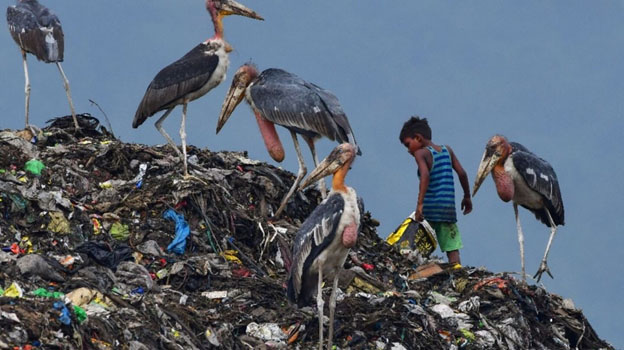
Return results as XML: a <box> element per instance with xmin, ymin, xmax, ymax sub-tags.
<box><xmin>473</xmin><ymin>135</ymin><xmax>564</xmax><ymax>282</ymax></box>
<box><xmin>217</xmin><ymin>64</ymin><xmax>361</xmax><ymax>218</ymax></box>
<box><xmin>133</xmin><ymin>0</ymin><xmax>263</xmax><ymax>176</ymax></box>
<box><xmin>287</xmin><ymin>143</ymin><xmax>360</xmax><ymax>350</ymax></box>
<box><xmin>7</xmin><ymin>0</ymin><xmax>79</xmax><ymax>131</ymax></box>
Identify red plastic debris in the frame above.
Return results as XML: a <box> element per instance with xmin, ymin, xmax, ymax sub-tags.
<box><xmin>232</xmin><ymin>267</ymin><xmax>252</xmax><ymax>278</ymax></box>
<box><xmin>361</xmin><ymin>263</ymin><xmax>375</xmax><ymax>271</ymax></box>
<box><xmin>174</xmin><ymin>200</ymin><xmax>188</xmax><ymax>210</ymax></box>
<box><xmin>473</xmin><ymin>277</ymin><xmax>510</xmax><ymax>293</ymax></box>
<box><xmin>10</xmin><ymin>243</ymin><xmax>23</xmax><ymax>255</ymax></box>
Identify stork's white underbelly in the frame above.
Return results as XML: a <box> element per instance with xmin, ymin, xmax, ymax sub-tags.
<box><xmin>186</xmin><ymin>46</ymin><xmax>229</xmax><ymax>103</ymax></box>
<box><xmin>310</xmin><ymin>187</ymin><xmax>360</xmax><ymax>276</ymax></box>
<box><xmin>505</xmin><ymin>158</ymin><xmax>543</xmax><ymax>209</ymax></box>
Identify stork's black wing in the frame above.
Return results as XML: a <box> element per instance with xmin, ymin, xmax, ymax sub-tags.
<box><xmin>133</xmin><ymin>43</ymin><xmax>219</xmax><ymax>128</ymax></box>
<box><xmin>511</xmin><ymin>142</ymin><xmax>564</xmax><ymax>226</ymax></box>
<box><xmin>287</xmin><ymin>193</ymin><xmax>344</xmax><ymax>306</ymax></box>
<box><xmin>7</xmin><ymin>1</ymin><xmax>64</xmax><ymax>62</ymax></box>
<box><xmin>249</xmin><ymin>69</ymin><xmax>360</xmax><ymax>153</ymax></box>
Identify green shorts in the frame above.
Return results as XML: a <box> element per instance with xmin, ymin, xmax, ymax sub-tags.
<box><xmin>430</xmin><ymin>222</ymin><xmax>463</xmax><ymax>252</ymax></box>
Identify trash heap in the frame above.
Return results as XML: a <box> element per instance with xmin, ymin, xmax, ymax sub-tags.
<box><xmin>0</xmin><ymin>115</ymin><xmax>614</xmax><ymax>350</ymax></box>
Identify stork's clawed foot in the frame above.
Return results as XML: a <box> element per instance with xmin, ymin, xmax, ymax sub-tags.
<box><xmin>533</xmin><ymin>261</ymin><xmax>554</xmax><ymax>282</ymax></box>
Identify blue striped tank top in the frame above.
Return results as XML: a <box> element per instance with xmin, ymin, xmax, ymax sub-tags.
<box><xmin>422</xmin><ymin>145</ymin><xmax>457</xmax><ymax>223</ymax></box>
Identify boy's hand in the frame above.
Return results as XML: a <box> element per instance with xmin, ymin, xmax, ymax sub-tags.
<box><xmin>461</xmin><ymin>197</ymin><xmax>472</xmax><ymax>215</ymax></box>
<box><xmin>415</xmin><ymin>205</ymin><xmax>424</xmax><ymax>221</ymax></box>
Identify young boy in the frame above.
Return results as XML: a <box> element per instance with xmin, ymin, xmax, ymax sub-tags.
<box><xmin>399</xmin><ymin>116</ymin><xmax>472</xmax><ymax>267</ymax></box>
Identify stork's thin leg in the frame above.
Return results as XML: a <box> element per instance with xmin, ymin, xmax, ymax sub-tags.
<box><xmin>155</xmin><ymin>107</ymin><xmax>182</xmax><ymax>157</ymax></box>
<box><xmin>179</xmin><ymin>102</ymin><xmax>189</xmax><ymax>177</ymax></box>
<box><xmin>534</xmin><ymin>209</ymin><xmax>557</xmax><ymax>282</ymax></box>
<box><xmin>55</xmin><ymin>62</ymin><xmax>79</xmax><ymax>131</ymax></box>
<box><xmin>274</xmin><ymin>131</ymin><xmax>307</xmax><ymax>218</ymax></box>
<box><xmin>327</xmin><ymin>273</ymin><xmax>339</xmax><ymax>350</ymax></box>
<box><xmin>304</xmin><ymin>136</ymin><xmax>327</xmax><ymax>198</ymax></box>
<box><xmin>317</xmin><ymin>268</ymin><xmax>324</xmax><ymax>350</ymax></box>
<box><xmin>22</xmin><ymin>51</ymin><xmax>31</xmax><ymax>128</ymax></box>
<box><xmin>514</xmin><ymin>203</ymin><xmax>527</xmax><ymax>282</ymax></box>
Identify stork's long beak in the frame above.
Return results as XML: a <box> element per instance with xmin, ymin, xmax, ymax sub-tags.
<box><xmin>299</xmin><ymin>144</ymin><xmax>355</xmax><ymax>190</ymax></box>
<box><xmin>473</xmin><ymin>149</ymin><xmax>500</xmax><ymax>196</ymax></box>
<box><xmin>216</xmin><ymin>78</ymin><xmax>246</xmax><ymax>133</ymax></box>
<box><xmin>220</xmin><ymin>0</ymin><xmax>263</xmax><ymax>20</ymax></box>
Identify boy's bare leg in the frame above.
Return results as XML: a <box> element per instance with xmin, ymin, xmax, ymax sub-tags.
<box><xmin>447</xmin><ymin>250</ymin><xmax>460</xmax><ymax>265</ymax></box>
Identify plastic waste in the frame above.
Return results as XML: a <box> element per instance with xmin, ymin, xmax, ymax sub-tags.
<box><xmin>53</xmin><ymin>301</ymin><xmax>71</xmax><ymax>325</ymax></box>
<box><xmin>387</xmin><ymin>214</ymin><xmax>437</xmax><ymax>257</ymax></box>
<box><xmin>24</xmin><ymin>159</ymin><xmax>45</xmax><ymax>176</ymax></box>
<box><xmin>164</xmin><ymin>209</ymin><xmax>190</xmax><ymax>255</ymax></box>
<box><xmin>31</xmin><ymin>288</ymin><xmax>64</xmax><ymax>299</ymax></box>
<box><xmin>110</xmin><ymin>222</ymin><xmax>130</xmax><ymax>241</ymax></box>
<box><xmin>133</xmin><ymin>163</ymin><xmax>147</xmax><ymax>188</ymax></box>
<box><xmin>245</xmin><ymin>322</ymin><xmax>287</xmax><ymax>341</ymax></box>
<box><xmin>73</xmin><ymin>305</ymin><xmax>87</xmax><ymax>323</ymax></box>
<box><xmin>74</xmin><ymin>241</ymin><xmax>133</xmax><ymax>270</ymax></box>
<box><xmin>2</xmin><ymin>282</ymin><xmax>23</xmax><ymax>298</ymax></box>
<box><xmin>47</xmin><ymin>211</ymin><xmax>71</xmax><ymax>234</ymax></box>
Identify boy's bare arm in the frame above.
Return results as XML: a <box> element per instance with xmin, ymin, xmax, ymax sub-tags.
<box><xmin>448</xmin><ymin>146</ymin><xmax>473</xmax><ymax>215</ymax></box>
<box><xmin>414</xmin><ymin>149</ymin><xmax>429</xmax><ymax>221</ymax></box>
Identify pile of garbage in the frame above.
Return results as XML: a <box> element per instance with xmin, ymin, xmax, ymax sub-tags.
<box><xmin>0</xmin><ymin>115</ymin><xmax>613</xmax><ymax>350</ymax></box>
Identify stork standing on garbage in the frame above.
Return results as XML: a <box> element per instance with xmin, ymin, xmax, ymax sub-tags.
<box><xmin>287</xmin><ymin>143</ymin><xmax>360</xmax><ymax>350</ymax></box>
<box><xmin>217</xmin><ymin>64</ymin><xmax>361</xmax><ymax>218</ymax></box>
<box><xmin>6</xmin><ymin>0</ymin><xmax>80</xmax><ymax>131</ymax></box>
<box><xmin>473</xmin><ymin>135</ymin><xmax>564</xmax><ymax>282</ymax></box>
<box><xmin>133</xmin><ymin>0</ymin><xmax>263</xmax><ymax>177</ymax></box>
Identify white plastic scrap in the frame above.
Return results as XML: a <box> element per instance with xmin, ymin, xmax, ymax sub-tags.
<box><xmin>430</xmin><ymin>304</ymin><xmax>473</xmax><ymax>330</ymax></box>
<box><xmin>1</xmin><ymin>311</ymin><xmax>20</xmax><ymax>323</ymax></box>
<box><xmin>204</xmin><ymin>327</ymin><xmax>221</xmax><ymax>347</ymax></box>
<box><xmin>245</xmin><ymin>322</ymin><xmax>287</xmax><ymax>341</ymax></box>
<box><xmin>474</xmin><ymin>330</ymin><xmax>496</xmax><ymax>348</ymax></box>
<box><xmin>562</xmin><ymin>298</ymin><xmax>576</xmax><ymax>311</ymax></box>
<box><xmin>431</xmin><ymin>304</ymin><xmax>455</xmax><ymax>318</ymax></box>
<box><xmin>403</xmin><ymin>303</ymin><xmax>427</xmax><ymax>316</ymax></box>
<box><xmin>390</xmin><ymin>343</ymin><xmax>408</xmax><ymax>350</ymax></box>
<box><xmin>202</xmin><ymin>291</ymin><xmax>228</xmax><ymax>299</ymax></box>
<box><xmin>500</xmin><ymin>317</ymin><xmax>526</xmax><ymax>350</ymax></box>
<box><xmin>457</xmin><ymin>296</ymin><xmax>481</xmax><ymax>313</ymax></box>
<box><xmin>427</xmin><ymin>290</ymin><xmax>456</xmax><ymax>305</ymax></box>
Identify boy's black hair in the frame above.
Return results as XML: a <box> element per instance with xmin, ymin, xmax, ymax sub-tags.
<box><xmin>399</xmin><ymin>116</ymin><xmax>432</xmax><ymax>141</ymax></box>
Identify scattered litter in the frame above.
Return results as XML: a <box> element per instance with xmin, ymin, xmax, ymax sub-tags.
<box><xmin>0</xmin><ymin>116</ymin><xmax>613</xmax><ymax>349</ymax></box>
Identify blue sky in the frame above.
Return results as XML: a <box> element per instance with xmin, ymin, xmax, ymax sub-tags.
<box><xmin>2</xmin><ymin>1</ymin><xmax>623</xmax><ymax>347</ymax></box>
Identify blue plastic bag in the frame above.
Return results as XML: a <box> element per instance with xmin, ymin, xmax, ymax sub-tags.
<box><xmin>53</xmin><ymin>301</ymin><xmax>71</xmax><ymax>325</ymax></box>
<box><xmin>164</xmin><ymin>209</ymin><xmax>190</xmax><ymax>255</ymax></box>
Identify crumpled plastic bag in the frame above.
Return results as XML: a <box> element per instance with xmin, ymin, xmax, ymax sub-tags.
<box><xmin>164</xmin><ymin>209</ymin><xmax>190</xmax><ymax>255</ymax></box>
<box><xmin>24</xmin><ymin>159</ymin><xmax>45</xmax><ymax>176</ymax></box>
<box><xmin>53</xmin><ymin>301</ymin><xmax>71</xmax><ymax>325</ymax></box>
<box><xmin>116</xmin><ymin>261</ymin><xmax>155</xmax><ymax>291</ymax></box>
<box><xmin>16</xmin><ymin>254</ymin><xmax>66</xmax><ymax>282</ymax></box>
<box><xmin>47</xmin><ymin>211</ymin><xmax>70</xmax><ymax>234</ymax></box>
<box><xmin>75</xmin><ymin>241</ymin><xmax>133</xmax><ymax>270</ymax></box>
<box><xmin>110</xmin><ymin>222</ymin><xmax>130</xmax><ymax>241</ymax></box>
<box><xmin>136</xmin><ymin>240</ymin><xmax>165</xmax><ymax>256</ymax></box>
<box><xmin>245</xmin><ymin>322</ymin><xmax>287</xmax><ymax>341</ymax></box>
